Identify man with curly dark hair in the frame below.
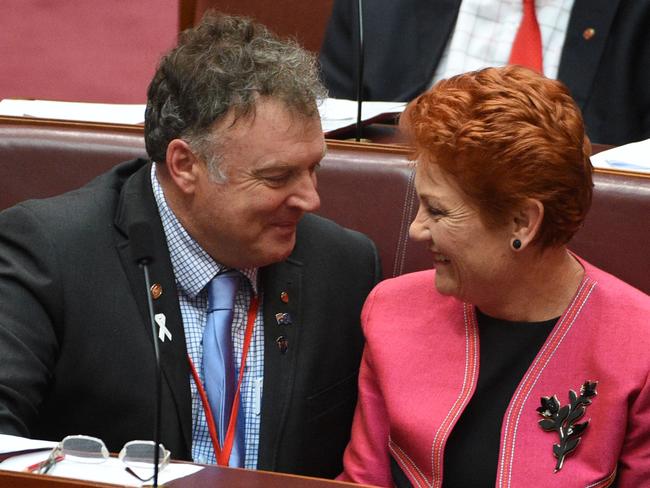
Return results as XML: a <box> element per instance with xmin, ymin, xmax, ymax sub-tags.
<box><xmin>0</xmin><ymin>11</ymin><xmax>380</xmax><ymax>478</ymax></box>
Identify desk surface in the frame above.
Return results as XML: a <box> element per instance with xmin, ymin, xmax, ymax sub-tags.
<box><xmin>1</xmin><ymin>465</ymin><xmax>374</xmax><ymax>488</ymax></box>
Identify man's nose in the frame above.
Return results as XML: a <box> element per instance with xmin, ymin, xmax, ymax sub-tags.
<box><xmin>290</xmin><ymin>172</ymin><xmax>321</xmax><ymax>212</ymax></box>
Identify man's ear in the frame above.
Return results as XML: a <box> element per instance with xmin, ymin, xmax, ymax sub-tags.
<box><xmin>164</xmin><ymin>139</ymin><xmax>201</xmax><ymax>194</ymax></box>
<box><xmin>511</xmin><ymin>198</ymin><xmax>544</xmax><ymax>250</ymax></box>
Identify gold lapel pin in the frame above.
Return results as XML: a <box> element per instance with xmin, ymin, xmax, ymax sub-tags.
<box><xmin>150</xmin><ymin>283</ymin><xmax>163</xmax><ymax>300</ymax></box>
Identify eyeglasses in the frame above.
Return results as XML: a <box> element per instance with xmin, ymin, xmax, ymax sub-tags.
<box><xmin>28</xmin><ymin>435</ymin><xmax>170</xmax><ymax>482</ymax></box>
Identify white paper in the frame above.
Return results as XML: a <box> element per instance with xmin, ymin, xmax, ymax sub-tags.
<box><xmin>591</xmin><ymin>138</ymin><xmax>650</xmax><ymax>173</ymax></box>
<box><xmin>0</xmin><ymin>99</ymin><xmax>146</xmax><ymax>125</ymax></box>
<box><xmin>1</xmin><ymin>97</ymin><xmax>405</xmax><ymax>134</ymax></box>
<box><xmin>318</xmin><ymin>98</ymin><xmax>406</xmax><ymax>133</ymax></box>
<box><xmin>0</xmin><ymin>435</ymin><xmax>203</xmax><ymax>487</ymax></box>
<box><xmin>0</xmin><ymin>433</ymin><xmax>56</xmax><ymax>453</ymax></box>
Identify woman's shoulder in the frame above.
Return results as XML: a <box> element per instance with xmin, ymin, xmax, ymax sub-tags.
<box><xmin>361</xmin><ymin>270</ymin><xmax>463</xmax><ymax>341</ymax></box>
<box><xmin>579</xmin><ymin>257</ymin><xmax>650</xmax><ymax>330</ymax></box>
<box><xmin>373</xmin><ymin>269</ymin><xmax>437</xmax><ymax>295</ymax></box>
<box><xmin>364</xmin><ymin>270</ymin><xmax>459</xmax><ymax>317</ymax></box>
<box><xmin>581</xmin><ymin>258</ymin><xmax>649</xmax><ymax>306</ymax></box>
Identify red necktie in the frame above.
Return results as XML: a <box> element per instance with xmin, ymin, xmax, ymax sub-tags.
<box><xmin>509</xmin><ymin>0</ymin><xmax>543</xmax><ymax>73</ymax></box>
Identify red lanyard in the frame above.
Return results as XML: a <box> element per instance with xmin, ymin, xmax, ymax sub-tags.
<box><xmin>188</xmin><ymin>295</ymin><xmax>259</xmax><ymax>466</ymax></box>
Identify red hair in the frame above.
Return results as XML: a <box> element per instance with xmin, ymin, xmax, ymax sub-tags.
<box><xmin>402</xmin><ymin>66</ymin><xmax>593</xmax><ymax>249</ymax></box>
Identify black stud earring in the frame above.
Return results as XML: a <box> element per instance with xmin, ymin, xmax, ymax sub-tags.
<box><xmin>512</xmin><ymin>239</ymin><xmax>522</xmax><ymax>250</ymax></box>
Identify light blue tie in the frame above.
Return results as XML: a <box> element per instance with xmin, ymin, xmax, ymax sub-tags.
<box><xmin>203</xmin><ymin>270</ymin><xmax>245</xmax><ymax>467</ymax></box>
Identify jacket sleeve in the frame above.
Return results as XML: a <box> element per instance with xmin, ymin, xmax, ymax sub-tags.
<box><xmin>338</xmin><ymin>287</ymin><xmax>393</xmax><ymax>487</ymax></box>
<box><xmin>319</xmin><ymin>0</ymin><xmax>356</xmax><ymax>100</ymax></box>
<box><xmin>0</xmin><ymin>204</ymin><xmax>62</xmax><ymax>436</ymax></box>
<box><xmin>616</xmin><ymin>367</ymin><xmax>650</xmax><ymax>486</ymax></box>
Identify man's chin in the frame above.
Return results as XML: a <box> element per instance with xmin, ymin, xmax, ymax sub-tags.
<box><xmin>273</xmin><ymin>235</ymin><xmax>297</xmax><ymax>261</ymax></box>
<box><xmin>254</xmin><ymin>235</ymin><xmax>297</xmax><ymax>267</ymax></box>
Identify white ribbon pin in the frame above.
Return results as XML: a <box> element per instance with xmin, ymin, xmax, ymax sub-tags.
<box><xmin>154</xmin><ymin>313</ymin><xmax>172</xmax><ymax>342</ymax></box>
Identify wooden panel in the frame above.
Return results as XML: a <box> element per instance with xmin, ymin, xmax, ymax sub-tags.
<box><xmin>179</xmin><ymin>0</ymin><xmax>334</xmax><ymax>52</ymax></box>
<box><xmin>0</xmin><ymin>464</ymin><xmax>375</xmax><ymax>487</ymax></box>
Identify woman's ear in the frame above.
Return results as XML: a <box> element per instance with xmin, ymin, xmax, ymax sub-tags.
<box><xmin>510</xmin><ymin>198</ymin><xmax>544</xmax><ymax>251</ymax></box>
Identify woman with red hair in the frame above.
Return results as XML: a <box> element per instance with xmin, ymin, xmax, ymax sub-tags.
<box><xmin>339</xmin><ymin>66</ymin><xmax>650</xmax><ymax>488</ymax></box>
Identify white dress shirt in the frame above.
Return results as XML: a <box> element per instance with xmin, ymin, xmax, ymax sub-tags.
<box><xmin>433</xmin><ymin>0</ymin><xmax>575</xmax><ymax>84</ymax></box>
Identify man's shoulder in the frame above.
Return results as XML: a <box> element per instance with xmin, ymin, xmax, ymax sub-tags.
<box><xmin>297</xmin><ymin>213</ymin><xmax>376</xmax><ymax>250</ymax></box>
<box><xmin>0</xmin><ymin>159</ymin><xmax>148</xmax><ymax>224</ymax></box>
<box><xmin>0</xmin><ymin>159</ymin><xmax>149</xmax><ymax>245</ymax></box>
<box><xmin>292</xmin><ymin>213</ymin><xmax>379</xmax><ymax>276</ymax></box>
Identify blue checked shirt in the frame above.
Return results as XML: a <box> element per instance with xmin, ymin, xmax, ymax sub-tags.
<box><xmin>151</xmin><ymin>164</ymin><xmax>265</xmax><ymax>468</ymax></box>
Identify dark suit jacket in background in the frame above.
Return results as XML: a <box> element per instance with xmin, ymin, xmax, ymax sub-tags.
<box><xmin>0</xmin><ymin>159</ymin><xmax>381</xmax><ymax>479</ymax></box>
<box><xmin>320</xmin><ymin>0</ymin><xmax>650</xmax><ymax>146</ymax></box>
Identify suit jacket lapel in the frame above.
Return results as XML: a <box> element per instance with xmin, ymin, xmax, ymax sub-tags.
<box><xmin>257</xmin><ymin>257</ymin><xmax>304</xmax><ymax>471</ymax></box>
<box><xmin>113</xmin><ymin>161</ymin><xmax>193</xmax><ymax>456</ymax></box>
<box><xmin>558</xmin><ymin>0</ymin><xmax>621</xmax><ymax>109</ymax></box>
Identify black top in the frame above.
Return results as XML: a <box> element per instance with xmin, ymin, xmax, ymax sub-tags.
<box><xmin>390</xmin><ymin>308</ymin><xmax>557</xmax><ymax>488</ymax></box>
<box><xmin>442</xmin><ymin>309</ymin><xmax>557</xmax><ymax>487</ymax></box>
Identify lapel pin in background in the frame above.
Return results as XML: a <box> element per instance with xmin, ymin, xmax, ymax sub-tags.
<box><xmin>150</xmin><ymin>283</ymin><xmax>163</xmax><ymax>300</ymax></box>
<box><xmin>275</xmin><ymin>336</ymin><xmax>288</xmax><ymax>354</ymax></box>
<box><xmin>154</xmin><ymin>313</ymin><xmax>172</xmax><ymax>342</ymax></box>
<box><xmin>275</xmin><ymin>312</ymin><xmax>292</xmax><ymax>326</ymax></box>
<box><xmin>280</xmin><ymin>291</ymin><xmax>289</xmax><ymax>303</ymax></box>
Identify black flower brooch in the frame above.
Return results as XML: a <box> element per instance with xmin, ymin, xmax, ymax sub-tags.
<box><xmin>537</xmin><ymin>380</ymin><xmax>598</xmax><ymax>472</ymax></box>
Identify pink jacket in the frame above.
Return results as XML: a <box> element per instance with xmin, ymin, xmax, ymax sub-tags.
<box><xmin>340</xmin><ymin>258</ymin><xmax>650</xmax><ymax>487</ymax></box>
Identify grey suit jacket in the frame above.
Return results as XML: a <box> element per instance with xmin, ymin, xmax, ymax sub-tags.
<box><xmin>320</xmin><ymin>0</ymin><xmax>650</xmax><ymax>146</ymax></box>
<box><xmin>0</xmin><ymin>159</ymin><xmax>380</xmax><ymax>478</ymax></box>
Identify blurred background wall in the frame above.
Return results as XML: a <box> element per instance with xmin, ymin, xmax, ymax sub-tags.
<box><xmin>0</xmin><ymin>0</ymin><xmax>179</xmax><ymax>103</ymax></box>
